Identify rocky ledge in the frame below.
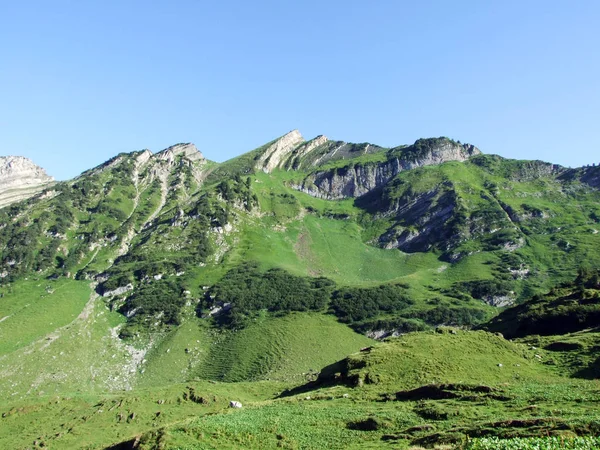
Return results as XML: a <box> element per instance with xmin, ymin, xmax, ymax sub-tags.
<box><xmin>293</xmin><ymin>138</ymin><xmax>481</xmax><ymax>200</ymax></box>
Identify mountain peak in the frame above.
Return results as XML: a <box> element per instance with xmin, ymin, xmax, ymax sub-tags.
<box><xmin>155</xmin><ymin>143</ymin><xmax>204</xmax><ymax>163</ymax></box>
<box><xmin>0</xmin><ymin>156</ymin><xmax>54</xmax><ymax>209</ymax></box>
<box><xmin>256</xmin><ymin>130</ymin><xmax>306</xmax><ymax>172</ymax></box>
<box><xmin>409</xmin><ymin>137</ymin><xmax>481</xmax><ymax>157</ymax></box>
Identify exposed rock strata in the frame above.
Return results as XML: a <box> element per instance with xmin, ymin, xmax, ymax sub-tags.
<box><xmin>154</xmin><ymin>143</ymin><xmax>204</xmax><ymax>163</ymax></box>
<box><xmin>294</xmin><ymin>139</ymin><xmax>480</xmax><ymax>200</ymax></box>
<box><xmin>0</xmin><ymin>156</ymin><xmax>54</xmax><ymax>209</ymax></box>
<box><xmin>256</xmin><ymin>130</ymin><xmax>305</xmax><ymax>173</ymax></box>
<box><xmin>575</xmin><ymin>166</ymin><xmax>600</xmax><ymax>189</ymax></box>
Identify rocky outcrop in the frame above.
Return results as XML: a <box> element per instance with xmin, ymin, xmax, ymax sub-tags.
<box><xmin>582</xmin><ymin>170</ymin><xmax>600</xmax><ymax>189</ymax></box>
<box><xmin>294</xmin><ymin>138</ymin><xmax>480</xmax><ymax>200</ymax></box>
<box><xmin>135</xmin><ymin>149</ymin><xmax>153</xmax><ymax>166</ymax></box>
<box><xmin>484</xmin><ymin>295</ymin><xmax>515</xmax><ymax>307</ymax></box>
<box><xmin>102</xmin><ymin>283</ymin><xmax>134</xmax><ymax>298</ymax></box>
<box><xmin>256</xmin><ymin>130</ymin><xmax>305</xmax><ymax>173</ymax></box>
<box><xmin>294</xmin><ymin>159</ymin><xmax>400</xmax><ymax>199</ymax></box>
<box><xmin>508</xmin><ymin>160</ymin><xmax>563</xmax><ymax>182</ymax></box>
<box><xmin>154</xmin><ymin>143</ymin><xmax>204</xmax><ymax>163</ymax></box>
<box><xmin>294</xmin><ymin>135</ymin><xmax>328</xmax><ymax>160</ymax></box>
<box><xmin>0</xmin><ymin>156</ymin><xmax>54</xmax><ymax>209</ymax></box>
<box><xmin>471</xmin><ymin>155</ymin><xmax>563</xmax><ymax>182</ymax></box>
<box><xmin>378</xmin><ymin>190</ymin><xmax>459</xmax><ymax>253</ymax></box>
<box><xmin>567</xmin><ymin>165</ymin><xmax>600</xmax><ymax>190</ymax></box>
<box><xmin>283</xmin><ymin>135</ymin><xmax>329</xmax><ymax>169</ymax></box>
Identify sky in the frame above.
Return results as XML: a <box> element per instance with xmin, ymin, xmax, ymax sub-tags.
<box><xmin>1</xmin><ymin>1</ymin><xmax>599</xmax><ymax>180</ymax></box>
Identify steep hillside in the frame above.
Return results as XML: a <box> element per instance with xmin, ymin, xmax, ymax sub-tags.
<box><xmin>482</xmin><ymin>268</ymin><xmax>600</xmax><ymax>339</ymax></box>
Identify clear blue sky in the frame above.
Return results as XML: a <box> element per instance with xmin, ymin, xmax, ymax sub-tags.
<box><xmin>1</xmin><ymin>1</ymin><xmax>598</xmax><ymax>180</ymax></box>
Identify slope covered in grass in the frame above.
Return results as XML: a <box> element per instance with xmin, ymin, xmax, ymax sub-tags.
<box><xmin>115</xmin><ymin>331</ymin><xmax>600</xmax><ymax>449</ymax></box>
<box><xmin>0</xmin><ymin>278</ymin><xmax>90</xmax><ymax>355</ymax></box>
<box><xmin>317</xmin><ymin>329</ymin><xmax>553</xmax><ymax>391</ymax></box>
<box><xmin>196</xmin><ymin>313</ymin><xmax>372</xmax><ymax>383</ymax></box>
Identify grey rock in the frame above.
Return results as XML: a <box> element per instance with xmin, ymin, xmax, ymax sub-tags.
<box><xmin>0</xmin><ymin>156</ymin><xmax>54</xmax><ymax>209</ymax></box>
<box><xmin>294</xmin><ymin>139</ymin><xmax>480</xmax><ymax>200</ymax></box>
<box><xmin>256</xmin><ymin>130</ymin><xmax>305</xmax><ymax>173</ymax></box>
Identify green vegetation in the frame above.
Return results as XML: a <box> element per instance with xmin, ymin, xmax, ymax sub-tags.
<box><xmin>0</xmin><ymin>278</ymin><xmax>90</xmax><ymax>355</ymax></box>
<box><xmin>482</xmin><ymin>269</ymin><xmax>600</xmax><ymax>338</ymax></box>
<box><xmin>204</xmin><ymin>262</ymin><xmax>334</xmax><ymax>328</ymax></box>
<box><xmin>329</xmin><ymin>283</ymin><xmax>412</xmax><ymax>323</ymax></box>
<box><xmin>1</xmin><ymin>133</ymin><xmax>600</xmax><ymax>448</ymax></box>
<box><xmin>122</xmin><ymin>279</ymin><xmax>185</xmax><ymax>329</ymax></box>
<box><xmin>466</xmin><ymin>436</ymin><xmax>600</xmax><ymax>450</ymax></box>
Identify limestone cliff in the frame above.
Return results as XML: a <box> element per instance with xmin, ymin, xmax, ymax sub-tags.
<box><xmin>294</xmin><ymin>138</ymin><xmax>481</xmax><ymax>200</ymax></box>
<box><xmin>255</xmin><ymin>130</ymin><xmax>305</xmax><ymax>173</ymax></box>
<box><xmin>0</xmin><ymin>156</ymin><xmax>54</xmax><ymax>209</ymax></box>
<box><xmin>154</xmin><ymin>143</ymin><xmax>204</xmax><ymax>163</ymax></box>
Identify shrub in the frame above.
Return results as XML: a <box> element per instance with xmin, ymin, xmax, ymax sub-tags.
<box><xmin>329</xmin><ymin>284</ymin><xmax>413</xmax><ymax>323</ymax></box>
<box><xmin>204</xmin><ymin>263</ymin><xmax>334</xmax><ymax>328</ymax></box>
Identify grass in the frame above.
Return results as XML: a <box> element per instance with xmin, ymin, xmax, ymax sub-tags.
<box><xmin>0</xmin><ymin>379</ymin><xmax>283</xmax><ymax>450</ymax></box>
<box><xmin>118</xmin><ymin>331</ymin><xmax>600</xmax><ymax>449</ymax></box>
<box><xmin>318</xmin><ymin>330</ymin><xmax>556</xmax><ymax>391</ymax></box>
<box><xmin>165</xmin><ymin>399</ymin><xmax>413</xmax><ymax>450</ymax></box>
<box><xmin>465</xmin><ymin>436</ymin><xmax>600</xmax><ymax>449</ymax></box>
<box><xmin>1</xmin><ymin>326</ymin><xmax>600</xmax><ymax>449</ymax></box>
<box><xmin>0</xmin><ymin>279</ymin><xmax>90</xmax><ymax>355</ymax></box>
<box><xmin>195</xmin><ymin>312</ymin><xmax>372</xmax><ymax>383</ymax></box>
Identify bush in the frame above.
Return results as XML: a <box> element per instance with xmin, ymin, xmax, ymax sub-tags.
<box><xmin>122</xmin><ymin>279</ymin><xmax>185</xmax><ymax>327</ymax></box>
<box><xmin>204</xmin><ymin>263</ymin><xmax>335</xmax><ymax>328</ymax></box>
<box><xmin>352</xmin><ymin>317</ymin><xmax>427</xmax><ymax>334</ymax></box>
<box><xmin>408</xmin><ymin>306</ymin><xmax>488</xmax><ymax>327</ymax></box>
<box><xmin>329</xmin><ymin>284</ymin><xmax>413</xmax><ymax>323</ymax></box>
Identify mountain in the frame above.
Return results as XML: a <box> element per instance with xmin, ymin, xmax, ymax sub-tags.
<box><xmin>0</xmin><ymin>156</ymin><xmax>54</xmax><ymax>209</ymax></box>
<box><xmin>1</xmin><ymin>131</ymin><xmax>600</xmax><ymax>449</ymax></box>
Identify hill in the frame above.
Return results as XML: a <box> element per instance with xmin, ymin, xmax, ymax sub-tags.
<box><xmin>1</xmin><ymin>130</ymin><xmax>600</xmax><ymax>448</ymax></box>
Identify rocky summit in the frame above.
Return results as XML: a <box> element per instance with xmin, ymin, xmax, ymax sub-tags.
<box><xmin>0</xmin><ymin>155</ymin><xmax>54</xmax><ymax>209</ymax></box>
<box><xmin>0</xmin><ymin>131</ymin><xmax>600</xmax><ymax>449</ymax></box>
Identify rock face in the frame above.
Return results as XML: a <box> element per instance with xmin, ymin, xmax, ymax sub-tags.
<box><xmin>0</xmin><ymin>156</ymin><xmax>54</xmax><ymax>209</ymax></box>
<box><xmin>294</xmin><ymin>135</ymin><xmax>328</xmax><ymax>159</ymax></box>
<box><xmin>294</xmin><ymin>138</ymin><xmax>480</xmax><ymax>200</ymax></box>
<box><xmin>256</xmin><ymin>130</ymin><xmax>305</xmax><ymax>173</ymax></box>
<box><xmin>581</xmin><ymin>167</ymin><xmax>600</xmax><ymax>189</ymax></box>
<box><xmin>378</xmin><ymin>190</ymin><xmax>459</xmax><ymax>253</ymax></box>
<box><xmin>154</xmin><ymin>143</ymin><xmax>204</xmax><ymax>163</ymax></box>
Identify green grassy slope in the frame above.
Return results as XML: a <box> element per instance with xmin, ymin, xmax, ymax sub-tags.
<box><xmin>137</xmin><ymin>312</ymin><xmax>371</xmax><ymax>387</ymax></box>
<box><xmin>103</xmin><ymin>331</ymin><xmax>600</xmax><ymax>449</ymax></box>
<box><xmin>195</xmin><ymin>313</ymin><xmax>372</xmax><ymax>383</ymax></box>
<box><xmin>0</xmin><ymin>279</ymin><xmax>90</xmax><ymax>355</ymax></box>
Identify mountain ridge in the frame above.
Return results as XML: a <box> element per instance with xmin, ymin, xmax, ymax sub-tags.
<box><xmin>1</xmin><ymin>130</ymin><xmax>600</xmax><ymax>448</ymax></box>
